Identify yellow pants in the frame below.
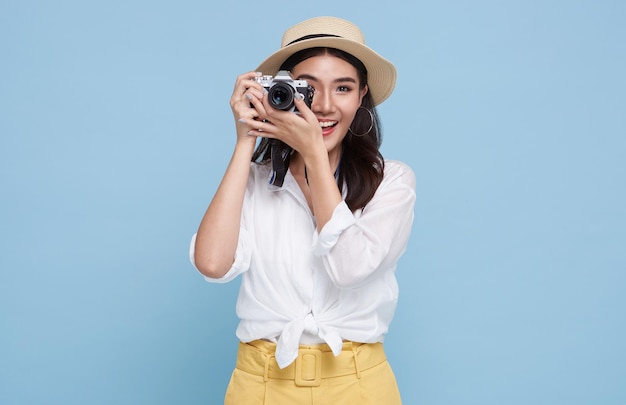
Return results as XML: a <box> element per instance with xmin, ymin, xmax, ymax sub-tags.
<box><xmin>224</xmin><ymin>340</ymin><xmax>402</xmax><ymax>404</ymax></box>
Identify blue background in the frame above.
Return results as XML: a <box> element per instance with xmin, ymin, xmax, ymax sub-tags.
<box><xmin>1</xmin><ymin>1</ymin><xmax>625</xmax><ymax>404</ymax></box>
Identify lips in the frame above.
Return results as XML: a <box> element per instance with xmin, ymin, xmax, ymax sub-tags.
<box><xmin>319</xmin><ymin>120</ymin><xmax>338</xmax><ymax>136</ymax></box>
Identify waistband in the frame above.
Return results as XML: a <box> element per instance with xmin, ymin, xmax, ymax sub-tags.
<box><xmin>236</xmin><ymin>340</ymin><xmax>387</xmax><ymax>387</ymax></box>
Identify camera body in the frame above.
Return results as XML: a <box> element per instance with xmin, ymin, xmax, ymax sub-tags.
<box><xmin>254</xmin><ymin>70</ymin><xmax>314</xmax><ymax>112</ymax></box>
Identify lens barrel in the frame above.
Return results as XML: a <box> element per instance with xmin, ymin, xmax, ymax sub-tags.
<box><xmin>268</xmin><ymin>83</ymin><xmax>295</xmax><ymax>111</ymax></box>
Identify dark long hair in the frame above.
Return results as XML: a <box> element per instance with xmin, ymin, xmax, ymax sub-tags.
<box><xmin>251</xmin><ymin>47</ymin><xmax>385</xmax><ymax>211</ymax></box>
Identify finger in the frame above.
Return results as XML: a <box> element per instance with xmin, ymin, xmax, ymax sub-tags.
<box><xmin>247</xmin><ymin>93</ymin><xmax>269</xmax><ymax>118</ymax></box>
<box><xmin>233</xmin><ymin>72</ymin><xmax>264</xmax><ymax>101</ymax></box>
<box><xmin>293</xmin><ymin>92</ymin><xmax>315</xmax><ymax>120</ymax></box>
<box><xmin>245</xmin><ymin>87</ymin><xmax>265</xmax><ymax>102</ymax></box>
<box><xmin>238</xmin><ymin>71</ymin><xmax>263</xmax><ymax>86</ymax></box>
<box><xmin>246</xmin><ymin>116</ymin><xmax>279</xmax><ymax>136</ymax></box>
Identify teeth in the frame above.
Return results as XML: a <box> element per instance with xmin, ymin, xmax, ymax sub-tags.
<box><xmin>319</xmin><ymin>121</ymin><xmax>337</xmax><ymax>128</ymax></box>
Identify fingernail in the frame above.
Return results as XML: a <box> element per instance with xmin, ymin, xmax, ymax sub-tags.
<box><xmin>296</xmin><ymin>92</ymin><xmax>304</xmax><ymax>100</ymax></box>
<box><xmin>238</xmin><ymin>118</ymin><xmax>246</xmax><ymax>124</ymax></box>
<box><xmin>247</xmin><ymin>130</ymin><xmax>256</xmax><ymax>136</ymax></box>
<box><xmin>246</xmin><ymin>93</ymin><xmax>253</xmax><ymax>100</ymax></box>
<box><xmin>255</xmin><ymin>72</ymin><xmax>263</xmax><ymax>76</ymax></box>
<box><xmin>262</xmin><ymin>88</ymin><xmax>268</xmax><ymax>95</ymax></box>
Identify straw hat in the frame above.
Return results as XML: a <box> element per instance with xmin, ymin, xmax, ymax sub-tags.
<box><xmin>256</xmin><ymin>16</ymin><xmax>397</xmax><ymax>106</ymax></box>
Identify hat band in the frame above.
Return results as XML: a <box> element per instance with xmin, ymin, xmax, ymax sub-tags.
<box><xmin>285</xmin><ymin>33</ymin><xmax>341</xmax><ymax>47</ymax></box>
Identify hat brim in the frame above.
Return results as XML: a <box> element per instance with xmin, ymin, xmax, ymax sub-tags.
<box><xmin>256</xmin><ymin>37</ymin><xmax>396</xmax><ymax>106</ymax></box>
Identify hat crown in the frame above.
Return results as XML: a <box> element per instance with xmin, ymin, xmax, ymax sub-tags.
<box><xmin>280</xmin><ymin>16</ymin><xmax>366</xmax><ymax>48</ymax></box>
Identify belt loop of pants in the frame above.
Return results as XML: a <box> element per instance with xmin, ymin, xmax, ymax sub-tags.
<box><xmin>351</xmin><ymin>343</ymin><xmax>362</xmax><ymax>379</ymax></box>
<box><xmin>263</xmin><ymin>353</ymin><xmax>270</xmax><ymax>382</ymax></box>
<box><xmin>235</xmin><ymin>340</ymin><xmax>387</xmax><ymax>387</ymax></box>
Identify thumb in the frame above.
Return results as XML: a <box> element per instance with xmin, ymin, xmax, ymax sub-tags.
<box><xmin>294</xmin><ymin>92</ymin><xmax>314</xmax><ymax>119</ymax></box>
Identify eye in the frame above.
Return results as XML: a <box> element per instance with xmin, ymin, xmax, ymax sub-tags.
<box><xmin>337</xmin><ymin>85</ymin><xmax>351</xmax><ymax>93</ymax></box>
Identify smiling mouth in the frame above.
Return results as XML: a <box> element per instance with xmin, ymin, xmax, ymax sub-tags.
<box><xmin>319</xmin><ymin>121</ymin><xmax>338</xmax><ymax>128</ymax></box>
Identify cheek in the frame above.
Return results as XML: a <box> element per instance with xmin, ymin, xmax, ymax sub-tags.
<box><xmin>339</xmin><ymin>100</ymin><xmax>360</xmax><ymax>120</ymax></box>
<box><xmin>343</xmin><ymin>108</ymin><xmax>359</xmax><ymax>126</ymax></box>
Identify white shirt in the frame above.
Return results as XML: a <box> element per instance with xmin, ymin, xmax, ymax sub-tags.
<box><xmin>189</xmin><ymin>159</ymin><xmax>416</xmax><ymax>368</ymax></box>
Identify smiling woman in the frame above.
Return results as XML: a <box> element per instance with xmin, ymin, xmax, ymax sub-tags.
<box><xmin>189</xmin><ymin>16</ymin><xmax>416</xmax><ymax>404</ymax></box>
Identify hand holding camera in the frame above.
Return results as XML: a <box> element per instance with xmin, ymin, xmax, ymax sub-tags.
<box><xmin>246</xmin><ymin>71</ymin><xmax>317</xmax><ymax>186</ymax></box>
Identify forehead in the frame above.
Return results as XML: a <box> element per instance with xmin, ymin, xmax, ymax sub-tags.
<box><xmin>291</xmin><ymin>54</ymin><xmax>359</xmax><ymax>81</ymax></box>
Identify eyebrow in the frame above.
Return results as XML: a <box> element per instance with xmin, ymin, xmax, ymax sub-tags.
<box><xmin>297</xmin><ymin>74</ymin><xmax>357</xmax><ymax>84</ymax></box>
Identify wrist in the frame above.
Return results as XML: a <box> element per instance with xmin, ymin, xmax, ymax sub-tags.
<box><xmin>233</xmin><ymin>136</ymin><xmax>257</xmax><ymax>157</ymax></box>
<box><xmin>302</xmin><ymin>153</ymin><xmax>333</xmax><ymax>180</ymax></box>
<box><xmin>300</xmin><ymin>141</ymin><xmax>328</xmax><ymax>167</ymax></box>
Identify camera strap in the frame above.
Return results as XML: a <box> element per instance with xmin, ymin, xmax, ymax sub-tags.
<box><xmin>269</xmin><ymin>140</ymin><xmax>292</xmax><ymax>187</ymax></box>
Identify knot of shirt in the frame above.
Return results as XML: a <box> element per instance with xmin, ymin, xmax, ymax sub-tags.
<box><xmin>303</xmin><ymin>312</ymin><xmax>319</xmax><ymax>336</ymax></box>
<box><xmin>274</xmin><ymin>311</ymin><xmax>343</xmax><ymax>369</ymax></box>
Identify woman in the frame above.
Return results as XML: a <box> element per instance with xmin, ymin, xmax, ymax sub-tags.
<box><xmin>190</xmin><ymin>16</ymin><xmax>416</xmax><ymax>404</ymax></box>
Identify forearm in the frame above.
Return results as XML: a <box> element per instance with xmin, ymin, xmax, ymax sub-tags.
<box><xmin>194</xmin><ymin>139</ymin><xmax>256</xmax><ymax>278</ymax></box>
<box><xmin>303</xmin><ymin>150</ymin><xmax>343</xmax><ymax>231</ymax></box>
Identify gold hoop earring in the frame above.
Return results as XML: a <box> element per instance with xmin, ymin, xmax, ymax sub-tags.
<box><xmin>349</xmin><ymin>106</ymin><xmax>374</xmax><ymax>137</ymax></box>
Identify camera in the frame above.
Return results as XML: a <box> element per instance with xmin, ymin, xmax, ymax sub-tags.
<box><xmin>254</xmin><ymin>70</ymin><xmax>314</xmax><ymax>112</ymax></box>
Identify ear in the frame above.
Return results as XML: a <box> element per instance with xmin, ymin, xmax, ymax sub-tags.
<box><xmin>359</xmin><ymin>84</ymin><xmax>369</xmax><ymax>104</ymax></box>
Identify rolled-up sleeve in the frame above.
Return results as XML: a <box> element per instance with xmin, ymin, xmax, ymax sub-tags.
<box><xmin>313</xmin><ymin>161</ymin><xmax>416</xmax><ymax>289</ymax></box>
<box><xmin>188</xmin><ymin>227</ymin><xmax>251</xmax><ymax>283</ymax></box>
<box><xmin>313</xmin><ymin>202</ymin><xmax>356</xmax><ymax>256</ymax></box>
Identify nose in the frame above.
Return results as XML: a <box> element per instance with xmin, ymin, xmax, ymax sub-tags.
<box><xmin>311</xmin><ymin>89</ymin><xmax>334</xmax><ymax>114</ymax></box>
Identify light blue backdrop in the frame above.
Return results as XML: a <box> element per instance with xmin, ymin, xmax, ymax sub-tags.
<box><xmin>1</xmin><ymin>1</ymin><xmax>625</xmax><ymax>404</ymax></box>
